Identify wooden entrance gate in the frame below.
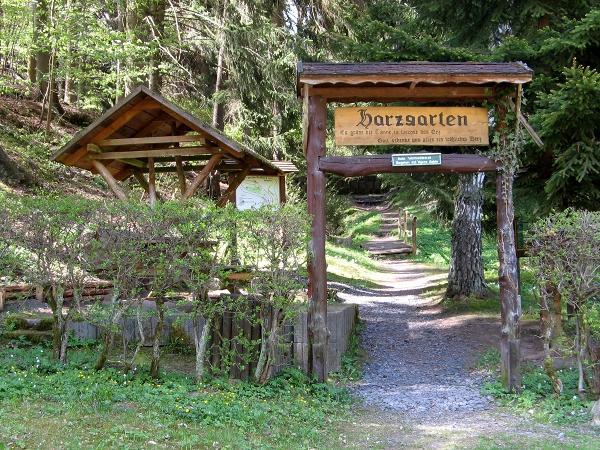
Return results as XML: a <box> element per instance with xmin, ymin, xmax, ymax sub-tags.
<box><xmin>298</xmin><ymin>62</ymin><xmax>533</xmax><ymax>392</ymax></box>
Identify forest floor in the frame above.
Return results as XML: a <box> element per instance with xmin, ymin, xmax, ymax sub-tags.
<box><xmin>333</xmin><ymin>203</ymin><xmax>600</xmax><ymax>449</ymax></box>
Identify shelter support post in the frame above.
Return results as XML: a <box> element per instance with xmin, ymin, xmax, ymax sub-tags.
<box><xmin>306</xmin><ymin>94</ymin><xmax>328</xmax><ymax>381</ymax></box>
<box><xmin>175</xmin><ymin>156</ymin><xmax>188</xmax><ymax>196</ymax></box>
<box><xmin>496</xmin><ymin>170</ymin><xmax>522</xmax><ymax>392</ymax></box>
<box><xmin>183</xmin><ymin>153</ymin><xmax>223</xmax><ymax>200</ymax></box>
<box><xmin>148</xmin><ymin>157</ymin><xmax>157</xmax><ymax>208</ymax></box>
<box><xmin>91</xmin><ymin>160</ymin><xmax>128</xmax><ymax>201</ymax></box>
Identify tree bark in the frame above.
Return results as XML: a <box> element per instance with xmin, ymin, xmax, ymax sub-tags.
<box><xmin>193</xmin><ymin>314</ymin><xmax>211</xmax><ymax>381</ymax></box>
<box><xmin>150</xmin><ymin>297</ymin><xmax>165</xmax><ymax>378</ymax></box>
<box><xmin>496</xmin><ymin>171</ymin><xmax>522</xmax><ymax>392</ymax></box>
<box><xmin>28</xmin><ymin>0</ymin><xmax>37</xmax><ymax>89</ymax></box>
<box><xmin>446</xmin><ymin>172</ymin><xmax>487</xmax><ymax>299</ymax></box>
<box><xmin>148</xmin><ymin>0</ymin><xmax>166</xmax><ymax>92</ymax></box>
<box><xmin>35</xmin><ymin>0</ymin><xmax>49</xmax><ymax>102</ymax></box>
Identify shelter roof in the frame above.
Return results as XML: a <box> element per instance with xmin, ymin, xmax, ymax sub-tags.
<box><xmin>53</xmin><ymin>86</ymin><xmax>296</xmax><ymax>181</ymax></box>
<box><xmin>297</xmin><ymin>61</ymin><xmax>533</xmax><ymax>95</ymax></box>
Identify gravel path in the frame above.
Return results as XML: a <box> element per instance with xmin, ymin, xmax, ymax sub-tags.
<box><xmin>336</xmin><ymin>206</ymin><xmax>492</xmax><ymax>422</ymax></box>
<box><xmin>343</xmin><ymin>275</ymin><xmax>490</xmax><ymax>419</ymax></box>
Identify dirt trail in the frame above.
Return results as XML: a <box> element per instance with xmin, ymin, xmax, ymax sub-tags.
<box><xmin>332</xmin><ymin>203</ymin><xmax>594</xmax><ymax>449</ymax></box>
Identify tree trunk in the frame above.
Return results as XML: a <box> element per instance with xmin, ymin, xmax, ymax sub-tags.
<box><xmin>446</xmin><ymin>172</ymin><xmax>487</xmax><ymax>299</ymax></box>
<box><xmin>150</xmin><ymin>298</ymin><xmax>165</xmax><ymax>378</ymax></box>
<box><xmin>124</xmin><ymin>0</ymin><xmax>142</xmax><ymax>94</ymax></box>
<box><xmin>148</xmin><ymin>0</ymin><xmax>166</xmax><ymax>92</ymax></box>
<box><xmin>28</xmin><ymin>0</ymin><xmax>37</xmax><ymax>89</ymax></box>
<box><xmin>94</xmin><ymin>291</ymin><xmax>123</xmax><ymax>371</ymax></box>
<box><xmin>575</xmin><ymin>313</ymin><xmax>586</xmax><ymax>396</ymax></box>
<box><xmin>35</xmin><ymin>0</ymin><xmax>49</xmax><ymax>102</ymax></box>
<box><xmin>540</xmin><ymin>284</ymin><xmax>562</xmax><ymax>395</ymax></box>
<box><xmin>193</xmin><ymin>315</ymin><xmax>211</xmax><ymax>381</ymax></box>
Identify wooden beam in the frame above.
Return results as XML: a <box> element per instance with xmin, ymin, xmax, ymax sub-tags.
<box><xmin>98</xmin><ymin>134</ymin><xmax>205</xmax><ymax>147</ymax></box>
<box><xmin>319</xmin><ymin>154</ymin><xmax>497</xmax><ymax>177</ymax></box>
<box><xmin>309</xmin><ymin>86</ymin><xmax>495</xmax><ymax>103</ymax></box>
<box><xmin>306</xmin><ymin>94</ymin><xmax>328</xmax><ymax>382</ymax></box>
<box><xmin>91</xmin><ymin>160</ymin><xmax>128</xmax><ymax>201</ymax></box>
<box><xmin>183</xmin><ymin>153</ymin><xmax>223</xmax><ymax>200</ymax></box>
<box><xmin>175</xmin><ymin>156</ymin><xmax>187</xmax><ymax>196</ymax></box>
<box><xmin>148</xmin><ymin>157</ymin><xmax>157</xmax><ymax>208</ymax></box>
<box><xmin>88</xmin><ymin>147</ymin><xmax>218</xmax><ymax>160</ymax></box>
<box><xmin>137</xmin><ymin>165</ymin><xmax>277</xmax><ymax>175</ymax></box>
<box><xmin>118</xmin><ymin>158</ymin><xmax>146</xmax><ymax>168</ymax></box>
<box><xmin>217</xmin><ymin>168</ymin><xmax>250</xmax><ymax>207</ymax></box>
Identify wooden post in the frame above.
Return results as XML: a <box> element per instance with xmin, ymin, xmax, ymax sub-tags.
<box><xmin>148</xmin><ymin>157</ymin><xmax>157</xmax><ymax>208</ymax></box>
<box><xmin>411</xmin><ymin>217</ymin><xmax>417</xmax><ymax>255</ymax></box>
<box><xmin>306</xmin><ymin>94</ymin><xmax>328</xmax><ymax>381</ymax></box>
<box><xmin>90</xmin><ymin>160</ymin><xmax>128</xmax><ymax>201</ymax></box>
<box><xmin>279</xmin><ymin>175</ymin><xmax>287</xmax><ymax>204</ymax></box>
<box><xmin>175</xmin><ymin>156</ymin><xmax>187</xmax><ymax>196</ymax></box>
<box><xmin>183</xmin><ymin>154</ymin><xmax>223</xmax><ymax>200</ymax></box>
<box><xmin>496</xmin><ymin>170</ymin><xmax>522</xmax><ymax>392</ymax></box>
<box><xmin>0</xmin><ymin>288</ymin><xmax>4</xmax><ymax>312</ymax></box>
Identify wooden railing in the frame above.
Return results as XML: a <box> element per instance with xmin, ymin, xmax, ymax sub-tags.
<box><xmin>397</xmin><ymin>209</ymin><xmax>417</xmax><ymax>255</ymax></box>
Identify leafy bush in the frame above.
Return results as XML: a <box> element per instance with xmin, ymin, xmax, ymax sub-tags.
<box><xmin>483</xmin><ymin>365</ymin><xmax>592</xmax><ymax>424</ymax></box>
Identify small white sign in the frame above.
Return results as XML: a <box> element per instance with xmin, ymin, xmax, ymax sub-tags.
<box><xmin>236</xmin><ymin>176</ymin><xmax>280</xmax><ymax>210</ymax></box>
<box><xmin>392</xmin><ymin>153</ymin><xmax>442</xmax><ymax>167</ymax></box>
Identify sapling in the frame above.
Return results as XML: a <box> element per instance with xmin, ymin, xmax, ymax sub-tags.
<box><xmin>5</xmin><ymin>196</ymin><xmax>95</xmax><ymax>363</ymax></box>
<box><xmin>238</xmin><ymin>205</ymin><xmax>308</xmax><ymax>384</ymax></box>
<box><xmin>530</xmin><ymin>210</ymin><xmax>600</xmax><ymax>396</ymax></box>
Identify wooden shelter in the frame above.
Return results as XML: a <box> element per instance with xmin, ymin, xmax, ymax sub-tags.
<box><xmin>53</xmin><ymin>86</ymin><xmax>297</xmax><ymax>206</ymax></box>
<box><xmin>298</xmin><ymin>61</ymin><xmax>533</xmax><ymax>391</ymax></box>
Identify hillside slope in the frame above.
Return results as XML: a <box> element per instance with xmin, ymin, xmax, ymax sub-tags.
<box><xmin>0</xmin><ymin>94</ymin><xmax>108</xmax><ymax>199</ymax></box>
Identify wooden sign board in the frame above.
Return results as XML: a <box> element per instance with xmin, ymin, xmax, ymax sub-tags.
<box><xmin>335</xmin><ymin>106</ymin><xmax>489</xmax><ymax>146</ymax></box>
<box><xmin>236</xmin><ymin>176</ymin><xmax>281</xmax><ymax>210</ymax></box>
<box><xmin>392</xmin><ymin>153</ymin><xmax>441</xmax><ymax>167</ymax></box>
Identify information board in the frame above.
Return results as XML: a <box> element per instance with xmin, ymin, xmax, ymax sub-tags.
<box><xmin>335</xmin><ymin>106</ymin><xmax>489</xmax><ymax>146</ymax></box>
<box><xmin>235</xmin><ymin>176</ymin><xmax>281</xmax><ymax>210</ymax></box>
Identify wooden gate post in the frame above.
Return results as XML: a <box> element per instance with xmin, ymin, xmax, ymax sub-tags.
<box><xmin>496</xmin><ymin>170</ymin><xmax>522</xmax><ymax>392</ymax></box>
<box><xmin>306</xmin><ymin>94</ymin><xmax>328</xmax><ymax>381</ymax></box>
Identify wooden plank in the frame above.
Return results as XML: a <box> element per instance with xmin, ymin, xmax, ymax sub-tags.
<box><xmin>88</xmin><ymin>147</ymin><xmax>217</xmax><ymax>160</ymax></box>
<box><xmin>148</xmin><ymin>157</ymin><xmax>157</xmax><ymax>208</ymax></box>
<box><xmin>319</xmin><ymin>154</ymin><xmax>497</xmax><ymax>177</ymax></box>
<box><xmin>175</xmin><ymin>156</ymin><xmax>187</xmax><ymax>196</ymax></box>
<box><xmin>183</xmin><ymin>154</ymin><xmax>223</xmax><ymax>200</ymax></box>
<box><xmin>306</xmin><ymin>94</ymin><xmax>328</xmax><ymax>382</ymax></box>
<box><xmin>98</xmin><ymin>134</ymin><xmax>205</xmax><ymax>147</ymax></box>
<box><xmin>496</xmin><ymin>170</ymin><xmax>522</xmax><ymax>392</ymax></box>
<box><xmin>310</xmin><ymin>86</ymin><xmax>494</xmax><ymax>102</ymax></box>
<box><xmin>91</xmin><ymin>160</ymin><xmax>128</xmax><ymax>201</ymax></box>
<box><xmin>216</xmin><ymin>167</ymin><xmax>250</xmax><ymax>207</ymax></box>
<box><xmin>334</xmin><ymin>106</ymin><xmax>489</xmax><ymax>146</ymax></box>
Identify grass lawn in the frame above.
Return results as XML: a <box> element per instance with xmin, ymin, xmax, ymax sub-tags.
<box><xmin>0</xmin><ymin>346</ymin><xmax>352</xmax><ymax>449</ymax></box>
